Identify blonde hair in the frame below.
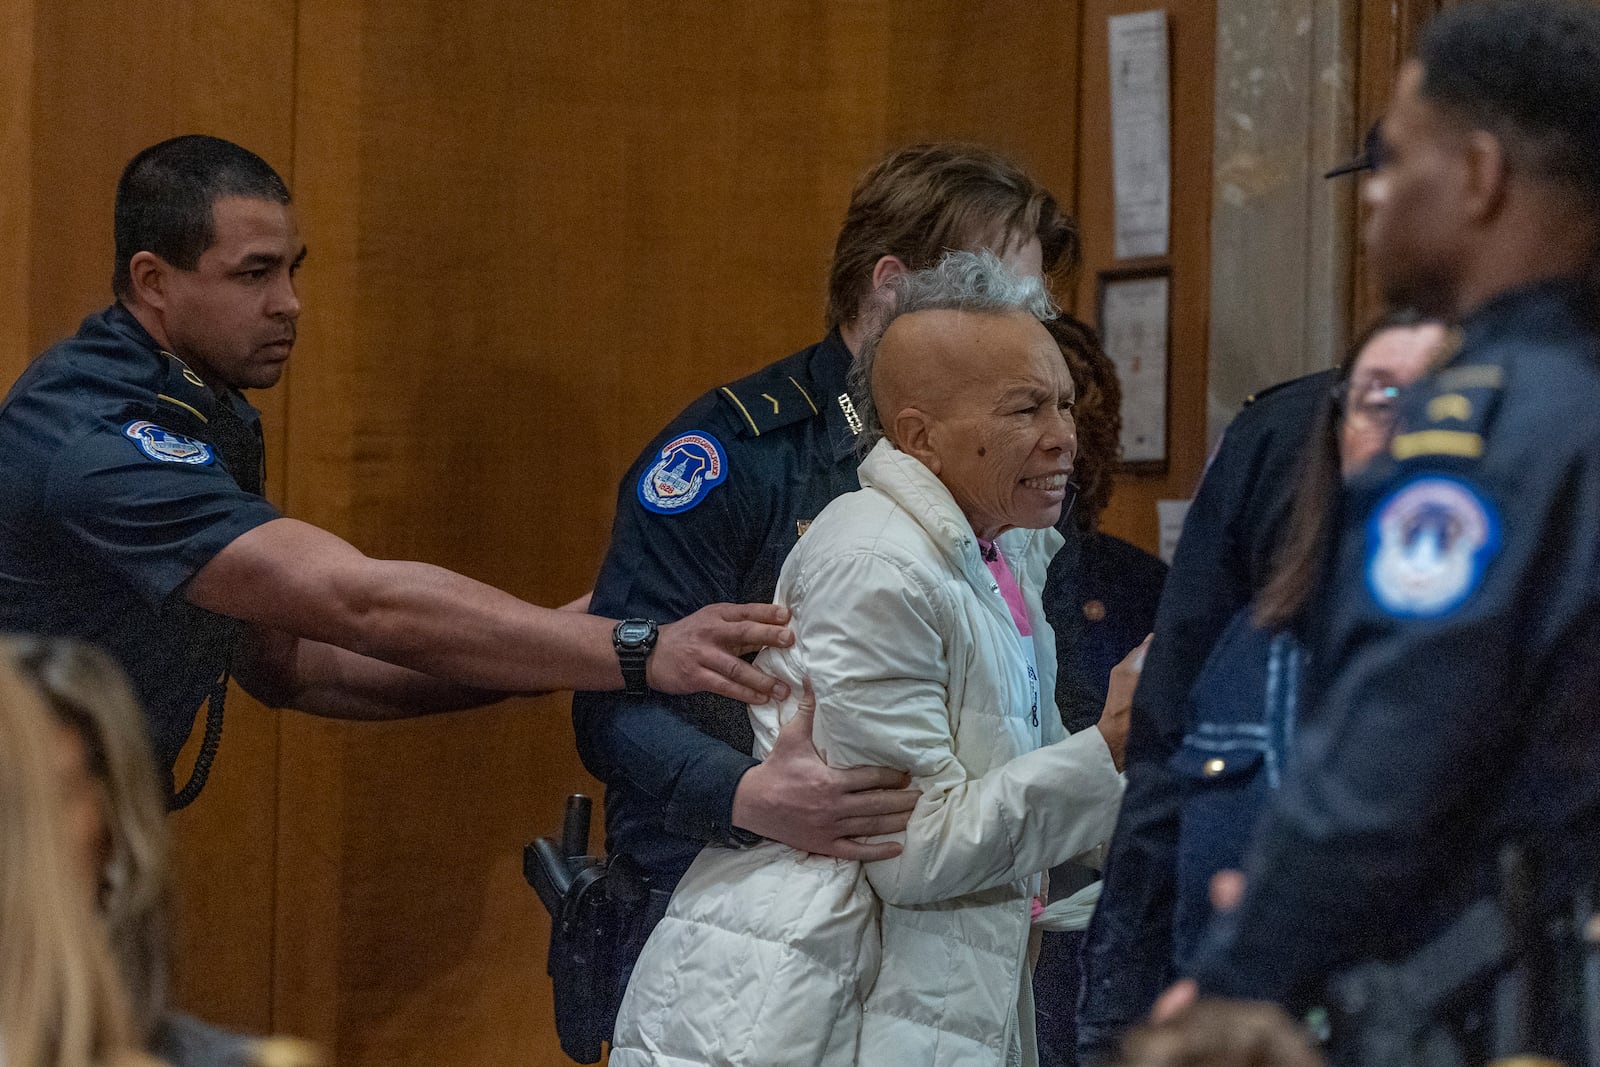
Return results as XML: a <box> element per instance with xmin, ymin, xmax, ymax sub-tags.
<box><xmin>0</xmin><ymin>654</ymin><xmax>161</xmax><ymax>1067</ymax></box>
<box><xmin>2</xmin><ymin>636</ymin><xmax>174</xmax><ymax>1041</ymax></box>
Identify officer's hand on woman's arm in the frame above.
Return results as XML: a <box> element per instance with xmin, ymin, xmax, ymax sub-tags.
<box><xmin>186</xmin><ymin>517</ymin><xmax>794</xmax><ymax>708</ymax></box>
<box><xmin>730</xmin><ymin>678</ymin><xmax>921</xmax><ymax>860</ymax></box>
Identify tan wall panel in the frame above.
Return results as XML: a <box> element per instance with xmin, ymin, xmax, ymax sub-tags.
<box><xmin>0</xmin><ymin>2</ymin><xmax>34</xmax><ymax>389</ymax></box>
<box><xmin>1077</xmin><ymin>0</ymin><xmax>1216</xmax><ymax>553</ymax></box>
<box><xmin>883</xmin><ymin>0</ymin><xmax>1084</xmax><ymax>283</ymax></box>
<box><xmin>270</xmin><ymin>0</ymin><xmax>365</xmax><ymax>1047</ymax></box>
<box><xmin>20</xmin><ymin>0</ymin><xmax>300</xmax><ymax>1035</ymax></box>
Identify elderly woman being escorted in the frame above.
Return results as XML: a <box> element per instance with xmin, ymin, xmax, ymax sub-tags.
<box><xmin>611</xmin><ymin>250</ymin><xmax>1135</xmax><ymax>1067</ymax></box>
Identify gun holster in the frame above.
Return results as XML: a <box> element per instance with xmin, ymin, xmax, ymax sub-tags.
<box><xmin>524</xmin><ymin>795</ymin><xmax>648</xmax><ymax>1065</ymax></box>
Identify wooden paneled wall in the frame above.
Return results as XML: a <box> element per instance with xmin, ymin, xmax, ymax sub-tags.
<box><xmin>5</xmin><ymin>0</ymin><xmax>300</xmax><ymax>1035</ymax></box>
<box><xmin>2</xmin><ymin>2</ymin><xmax>1225</xmax><ymax>1063</ymax></box>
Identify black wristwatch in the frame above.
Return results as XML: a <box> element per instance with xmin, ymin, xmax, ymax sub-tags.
<box><xmin>612</xmin><ymin>618</ymin><xmax>659</xmax><ymax>695</ymax></box>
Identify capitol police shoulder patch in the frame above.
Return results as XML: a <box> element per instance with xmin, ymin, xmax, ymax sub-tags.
<box><xmin>121</xmin><ymin>420</ymin><xmax>215</xmax><ymax>466</ymax></box>
<box><xmin>1367</xmin><ymin>475</ymin><xmax>1500</xmax><ymax>618</ymax></box>
<box><xmin>638</xmin><ymin>431</ymin><xmax>728</xmax><ymax>515</ymax></box>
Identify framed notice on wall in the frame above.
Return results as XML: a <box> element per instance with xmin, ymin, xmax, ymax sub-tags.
<box><xmin>1098</xmin><ymin>267</ymin><xmax>1171</xmax><ymax>472</ymax></box>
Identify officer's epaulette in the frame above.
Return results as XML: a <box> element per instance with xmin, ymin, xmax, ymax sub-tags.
<box><xmin>1391</xmin><ymin>328</ymin><xmax>1499</xmax><ymax>462</ymax></box>
<box><xmin>715</xmin><ymin>359</ymin><xmax>823</xmax><ymax>438</ymax></box>
<box><xmin>1241</xmin><ymin>368</ymin><xmax>1335</xmax><ymax>408</ymax></box>
<box><xmin>151</xmin><ymin>352</ymin><xmax>218</xmax><ymax>432</ymax></box>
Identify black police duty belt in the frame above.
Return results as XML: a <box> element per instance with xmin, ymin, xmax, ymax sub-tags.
<box><xmin>1326</xmin><ymin>849</ymin><xmax>1600</xmax><ymax>1067</ymax></box>
<box><xmin>1325</xmin><ymin>894</ymin><xmax>1509</xmax><ymax>1067</ymax></box>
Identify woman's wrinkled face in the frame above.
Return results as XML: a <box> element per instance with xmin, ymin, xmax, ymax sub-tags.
<box><xmin>48</xmin><ymin>721</ymin><xmax>110</xmax><ymax>896</ymax></box>
<box><xmin>919</xmin><ymin>312</ymin><xmax>1079</xmax><ymax>540</ymax></box>
<box><xmin>1339</xmin><ymin>322</ymin><xmax>1447</xmax><ymax>478</ymax></box>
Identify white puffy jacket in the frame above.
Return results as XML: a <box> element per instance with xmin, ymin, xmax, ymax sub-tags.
<box><xmin>611</xmin><ymin>440</ymin><xmax>1125</xmax><ymax>1067</ymax></box>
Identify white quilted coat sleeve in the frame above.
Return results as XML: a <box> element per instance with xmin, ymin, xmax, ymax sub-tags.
<box><xmin>794</xmin><ymin>546</ymin><xmax>1125</xmax><ymax>908</ymax></box>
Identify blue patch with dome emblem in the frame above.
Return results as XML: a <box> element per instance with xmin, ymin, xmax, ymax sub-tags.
<box><xmin>637</xmin><ymin>432</ymin><xmax>727</xmax><ymax>515</ymax></box>
<box><xmin>121</xmin><ymin>420</ymin><xmax>214</xmax><ymax>466</ymax></box>
<box><xmin>1366</xmin><ymin>475</ymin><xmax>1499</xmax><ymax>618</ymax></box>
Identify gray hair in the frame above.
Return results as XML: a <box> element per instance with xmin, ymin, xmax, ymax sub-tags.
<box><xmin>846</xmin><ymin>249</ymin><xmax>1059</xmax><ymax>452</ymax></box>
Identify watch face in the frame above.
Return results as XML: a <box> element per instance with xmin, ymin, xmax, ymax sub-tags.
<box><xmin>616</xmin><ymin>620</ymin><xmax>654</xmax><ymax>646</ymax></box>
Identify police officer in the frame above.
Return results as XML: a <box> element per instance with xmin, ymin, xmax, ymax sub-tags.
<box><xmin>1180</xmin><ymin>4</ymin><xmax>1600</xmax><ymax>1062</ymax></box>
<box><xmin>1073</xmin><ymin>367</ymin><xmax>1333</xmax><ymax>1062</ymax></box>
<box><xmin>0</xmin><ymin>135</ymin><xmax>793</xmax><ymax>804</ymax></box>
<box><xmin>572</xmin><ymin>144</ymin><xmax>1080</xmax><ymax>1012</ymax></box>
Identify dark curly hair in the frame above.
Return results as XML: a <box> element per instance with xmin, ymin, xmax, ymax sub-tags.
<box><xmin>1417</xmin><ymin>0</ymin><xmax>1600</xmax><ymax>204</ymax></box>
<box><xmin>1044</xmin><ymin>314</ymin><xmax>1120</xmax><ymax>533</ymax></box>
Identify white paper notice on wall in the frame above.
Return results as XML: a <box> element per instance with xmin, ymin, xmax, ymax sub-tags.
<box><xmin>1157</xmin><ymin>498</ymin><xmax>1191</xmax><ymax>564</ymax></box>
<box><xmin>1108</xmin><ymin>10</ymin><xmax>1171</xmax><ymax>259</ymax></box>
<box><xmin>1101</xmin><ymin>273</ymin><xmax>1169</xmax><ymax>464</ymax></box>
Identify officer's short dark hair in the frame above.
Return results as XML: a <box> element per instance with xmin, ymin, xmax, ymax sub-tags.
<box><xmin>112</xmin><ymin>135</ymin><xmax>291</xmax><ymax>301</ymax></box>
<box><xmin>1417</xmin><ymin>0</ymin><xmax>1600</xmax><ymax>205</ymax></box>
<box><xmin>826</xmin><ymin>144</ymin><xmax>1077</xmax><ymax>333</ymax></box>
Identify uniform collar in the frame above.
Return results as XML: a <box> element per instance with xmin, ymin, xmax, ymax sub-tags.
<box><xmin>812</xmin><ymin>330</ymin><xmax>862</xmax><ymax>462</ymax></box>
<box><xmin>104</xmin><ymin>302</ymin><xmax>164</xmax><ymax>357</ymax></box>
<box><xmin>102</xmin><ymin>303</ymin><xmax>259</xmax><ymax>427</ymax></box>
<box><xmin>1455</xmin><ymin>277</ymin><xmax>1596</xmax><ymax>365</ymax></box>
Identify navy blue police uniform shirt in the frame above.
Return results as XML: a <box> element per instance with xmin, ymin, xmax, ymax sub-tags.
<box><xmin>573</xmin><ymin>332</ymin><xmax>862</xmax><ymax>884</ymax></box>
<box><xmin>0</xmin><ymin>305</ymin><xmax>281</xmax><ymax>781</ymax></box>
<box><xmin>1191</xmin><ymin>280</ymin><xmax>1600</xmax><ymax>1018</ymax></box>
<box><xmin>1077</xmin><ymin>369</ymin><xmax>1334</xmax><ymax>1060</ymax></box>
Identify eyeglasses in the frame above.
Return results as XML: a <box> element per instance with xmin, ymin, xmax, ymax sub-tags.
<box><xmin>1333</xmin><ymin>377</ymin><xmax>1403</xmax><ymax>432</ymax></box>
<box><xmin>1323</xmin><ymin>120</ymin><xmax>1386</xmax><ymax>178</ymax></box>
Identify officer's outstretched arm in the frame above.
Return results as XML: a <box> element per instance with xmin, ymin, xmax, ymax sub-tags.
<box><xmin>233</xmin><ymin>623</ymin><xmax>503</xmax><ymax>719</ymax></box>
<box><xmin>186</xmin><ymin>517</ymin><xmax>793</xmax><ymax>705</ymax></box>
